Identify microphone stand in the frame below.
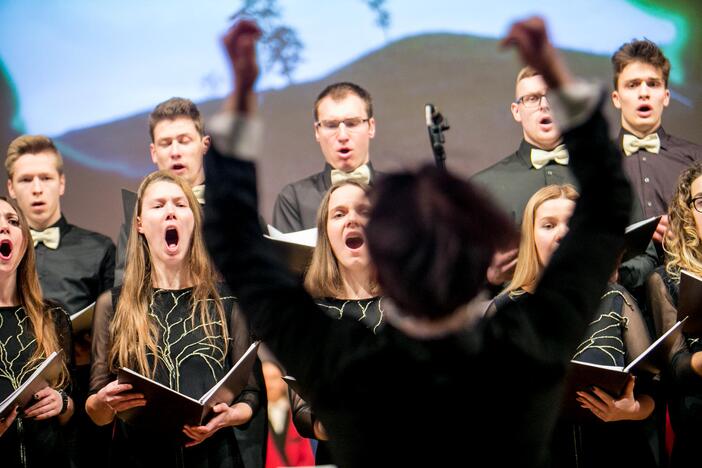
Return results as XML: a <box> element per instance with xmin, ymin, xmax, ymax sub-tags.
<box><xmin>425</xmin><ymin>103</ymin><xmax>450</xmax><ymax>170</ymax></box>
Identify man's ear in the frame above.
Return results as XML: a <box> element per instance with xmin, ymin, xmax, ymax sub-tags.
<box><xmin>367</xmin><ymin>117</ymin><xmax>376</xmax><ymax>139</ymax></box>
<box><xmin>150</xmin><ymin>143</ymin><xmax>158</xmax><ymax>165</ymax></box>
<box><xmin>663</xmin><ymin>88</ymin><xmax>670</xmax><ymax>108</ymax></box>
<box><xmin>510</xmin><ymin>102</ymin><xmax>522</xmax><ymax>123</ymax></box>
<box><xmin>314</xmin><ymin>123</ymin><xmax>321</xmax><ymax>143</ymax></box>
<box><xmin>202</xmin><ymin>135</ymin><xmax>211</xmax><ymax>153</ymax></box>
<box><xmin>7</xmin><ymin>179</ymin><xmax>15</xmax><ymax>199</ymax></box>
<box><xmin>58</xmin><ymin>174</ymin><xmax>66</xmax><ymax>197</ymax></box>
<box><xmin>611</xmin><ymin>90</ymin><xmax>622</xmax><ymax>110</ymax></box>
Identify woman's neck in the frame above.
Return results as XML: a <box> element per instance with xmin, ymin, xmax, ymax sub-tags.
<box><xmin>340</xmin><ymin>266</ymin><xmax>374</xmax><ymax>300</ymax></box>
<box><xmin>0</xmin><ymin>272</ymin><xmax>18</xmax><ymax>306</ymax></box>
<box><xmin>151</xmin><ymin>258</ymin><xmax>192</xmax><ymax>290</ymax></box>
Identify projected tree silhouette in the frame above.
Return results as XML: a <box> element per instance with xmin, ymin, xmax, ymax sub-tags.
<box><xmin>235</xmin><ymin>0</ymin><xmax>392</xmax><ymax>83</ymax></box>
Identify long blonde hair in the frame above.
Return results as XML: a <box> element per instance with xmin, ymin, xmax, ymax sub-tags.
<box><xmin>665</xmin><ymin>163</ymin><xmax>702</xmax><ymax>281</ymax></box>
<box><xmin>0</xmin><ymin>197</ymin><xmax>68</xmax><ymax>388</ymax></box>
<box><xmin>304</xmin><ymin>180</ymin><xmax>379</xmax><ymax>298</ymax></box>
<box><xmin>109</xmin><ymin>172</ymin><xmax>226</xmax><ymax>376</ymax></box>
<box><xmin>506</xmin><ymin>184</ymin><xmax>579</xmax><ymax>294</ymax></box>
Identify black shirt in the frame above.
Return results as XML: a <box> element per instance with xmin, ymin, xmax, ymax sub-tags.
<box><xmin>272</xmin><ymin>163</ymin><xmax>382</xmax><ymax>233</ymax></box>
<box><xmin>619</xmin><ymin>127</ymin><xmax>702</xmax><ymax>219</ymax></box>
<box><xmin>34</xmin><ymin>215</ymin><xmax>115</xmax><ymax>315</ymax></box>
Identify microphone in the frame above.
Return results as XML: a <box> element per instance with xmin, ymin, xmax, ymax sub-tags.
<box><xmin>425</xmin><ymin>103</ymin><xmax>450</xmax><ymax>169</ymax></box>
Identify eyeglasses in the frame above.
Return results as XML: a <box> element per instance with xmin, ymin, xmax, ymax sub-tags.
<box><xmin>315</xmin><ymin>117</ymin><xmax>370</xmax><ymax>134</ymax></box>
<box><xmin>690</xmin><ymin>196</ymin><xmax>702</xmax><ymax>213</ymax></box>
<box><xmin>514</xmin><ymin>93</ymin><xmax>548</xmax><ymax>109</ymax></box>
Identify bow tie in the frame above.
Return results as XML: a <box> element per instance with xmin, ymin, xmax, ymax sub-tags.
<box><xmin>30</xmin><ymin>227</ymin><xmax>60</xmax><ymax>249</ymax></box>
<box><xmin>622</xmin><ymin>133</ymin><xmax>661</xmax><ymax>156</ymax></box>
<box><xmin>530</xmin><ymin>145</ymin><xmax>569</xmax><ymax>170</ymax></box>
<box><xmin>191</xmin><ymin>184</ymin><xmax>206</xmax><ymax>205</ymax></box>
<box><xmin>330</xmin><ymin>164</ymin><xmax>371</xmax><ymax>185</ymax></box>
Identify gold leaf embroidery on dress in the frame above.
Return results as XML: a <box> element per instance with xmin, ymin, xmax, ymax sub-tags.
<box><xmin>315</xmin><ymin>298</ymin><xmax>385</xmax><ymax>334</ymax></box>
<box><xmin>147</xmin><ymin>291</ymin><xmax>234</xmax><ymax>392</ymax></box>
<box><xmin>572</xmin><ymin>289</ymin><xmax>630</xmax><ymax>365</ymax></box>
<box><xmin>0</xmin><ymin>307</ymin><xmax>39</xmax><ymax>391</ymax></box>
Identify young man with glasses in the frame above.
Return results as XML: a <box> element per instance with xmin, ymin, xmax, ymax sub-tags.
<box><xmin>272</xmin><ymin>82</ymin><xmax>382</xmax><ymax>232</ymax></box>
<box><xmin>473</xmin><ymin>67</ymin><xmax>574</xmax><ymax>287</ymax></box>
<box><xmin>611</xmin><ymin>39</ymin><xmax>702</xmax><ymax>245</ymax></box>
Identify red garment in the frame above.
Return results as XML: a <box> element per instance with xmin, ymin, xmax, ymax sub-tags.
<box><xmin>265</xmin><ymin>413</ymin><xmax>315</xmax><ymax>468</ymax></box>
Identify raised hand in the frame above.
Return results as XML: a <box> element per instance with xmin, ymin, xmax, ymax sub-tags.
<box><xmin>222</xmin><ymin>20</ymin><xmax>262</xmax><ymax>113</ymax></box>
<box><xmin>501</xmin><ymin>16</ymin><xmax>573</xmax><ymax>90</ymax></box>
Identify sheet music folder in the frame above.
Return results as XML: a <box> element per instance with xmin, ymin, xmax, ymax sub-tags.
<box><xmin>117</xmin><ymin>341</ymin><xmax>260</xmax><ymax>435</ymax></box>
<box><xmin>0</xmin><ymin>350</ymin><xmax>63</xmax><ymax>420</ymax></box>
<box><xmin>561</xmin><ymin>319</ymin><xmax>683</xmax><ymax>422</ymax></box>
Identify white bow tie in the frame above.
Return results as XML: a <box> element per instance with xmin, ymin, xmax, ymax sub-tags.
<box><xmin>191</xmin><ymin>184</ymin><xmax>206</xmax><ymax>205</ymax></box>
<box><xmin>31</xmin><ymin>227</ymin><xmax>60</xmax><ymax>249</ymax></box>
<box><xmin>330</xmin><ymin>164</ymin><xmax>371</xmax><ymax>185</ymax></box>
<box><xmin>622</xmin><ymin>133</ymin><xmax>661</xmax><ymax>156</ymax></box>
<box><xmin>530</xmin><ymin>145</ymin><xmax>569</xmax><ymax>170</ymax></box>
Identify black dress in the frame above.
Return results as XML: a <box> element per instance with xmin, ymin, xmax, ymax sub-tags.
<box><xmin>0</xmin><ymin>303</ymin><xmax>73</xmax><ymax>468</ymax></box>
<box><xmin>203</xmin><ymin>103</ymin><xmax>633</xmax><ymax>467</ymax></box>
<box><xmin>492</xmin><ymin>284</ymin><xmax>658</xmax><ymax>467</ymax></box>
<box><xmin>291</xmin><ymin>296</ymin><xmax>385</xmax><ymax>464</ymax></box>
<box><xmin>89</xmin><ymin>286</ymin><xmax>260</xmax><ymax>468</ymax></box>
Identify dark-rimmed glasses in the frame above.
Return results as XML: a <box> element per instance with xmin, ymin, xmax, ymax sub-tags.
<box><xmin>690</xmin><ymin>196</ymin><xmax>702</xmax><ymax>214</ymax></box>
<box><xmin>315</xmin><ymin>117</ymin><xmax>370</xmax><ymax>134</ymax></box>
<box><xmin>514</xmin><ymin>93</ymin><xmax>548</xmax><ymax>109</ymax></box>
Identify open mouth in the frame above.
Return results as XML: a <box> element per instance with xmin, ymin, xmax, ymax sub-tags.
<box><xmin>31</xmin><ymin>201</ymin><xmax>45</xmax><ymax>209</ymax></box>
<box><xmin>637</xmin><ymin>104</ymin><xmax>653</xmax><ymax>115</ymax></box>
<box><xmin>0</xmin><ymin>240</ymin><xmax>12</xmax><ymax>260</ymax></box>
<box><xmin>338</xmin><ymin>148</ymin><xmax>351</xmax><ymax>157</ymax></box>
<box><xmin>539</xmin><ymin>116</ymin><xmax>553</xmax><ymax>126</ymax></box>
<box><xmin>165</xmin><ymin>227</ymin><xmax>179</xmax><ymax>251</ymax></box>
<box><xmin>172</xmin><ymin>163</ymin><xmax>186</xmax><ymax>171</ymax></box>
<box><xmin>345</xmin><ymin>235</ymin><xmax>364</xmax><ymax>250</ymax></box>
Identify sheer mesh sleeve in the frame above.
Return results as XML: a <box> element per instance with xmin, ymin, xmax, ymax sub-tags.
<box><xmin>620</xmin><ymin>289</ymin><xmax>652</xmax><ymax>365</ymax></box>
<box><xmin>49</xmin><ymin>303</ymin><xmax>75</xmax><ymax>393</ymax></box>
<box><xmin>229</xmin><ymin>302</ymin><xmax>261</xmax><ymax>415</ymax></box>
<box><xmin>646</xmin><ymin>271</ymin><xmax>702</xmax><ymax>386</ymax></box>
<box><xmin>89</xmin><ymin>290</ymin><xmax>116</xmax><ymax>394</ymax></box>
<box><xmin>617</xmin><ymin>288</ymin><xmax>657</xmax><ymax>397</ymax></box>
<box><xmin>289</xmin><ymin>387</ymin><xmax>316</xmax><ymax>439</ymax></box>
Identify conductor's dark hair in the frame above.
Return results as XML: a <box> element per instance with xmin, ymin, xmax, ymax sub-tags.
<box><xmin>366</xmin><ymin>166</ymin><xmax>516</xmax><ymax>319</ymax></box>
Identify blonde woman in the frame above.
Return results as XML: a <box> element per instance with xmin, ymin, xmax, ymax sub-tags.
<box><xmin>288</xmin><ymin>179</ymin><xmax>384</xmax><ymax>464</ymax></box>
<box><xmin>646</xmin><ymin>162</ymin><xmax>702</xmax><ymax>467</ymax></box>
<box><xmin>0</xmin><ymin>196</ymin><xmax>74</xmax><ymax>467</ymax></box>
<box><xmin>491</xmin><ymin>184</ymin><xmax>656</xmax><ymax>468</ymax></box>
<box><xmin>305</xmin><ymin>179</ymin><xmax>383</xmax><ymax>331</ymax></box>
<box><xmin>86</xmin><ymin>172</ymin><xmax>259</xmax><ymax>468</ymax></box>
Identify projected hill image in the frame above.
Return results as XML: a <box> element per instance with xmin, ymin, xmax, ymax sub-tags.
<box><xmin>2</xmin><ymin>33</ymin><xmax>700</xmax><ymax>240</ymax></box>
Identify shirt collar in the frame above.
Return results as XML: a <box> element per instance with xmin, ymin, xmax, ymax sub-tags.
<box><xmin>38</xmin><ymin>214</ymin><xmax>70</xmax><ymax>235</ymax></box>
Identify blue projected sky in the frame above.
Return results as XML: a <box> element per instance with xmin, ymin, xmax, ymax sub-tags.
<box><xmin>0</xmin><ymin>0</ymin><xmax>678</xmax><ymax>136</ymax></box>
